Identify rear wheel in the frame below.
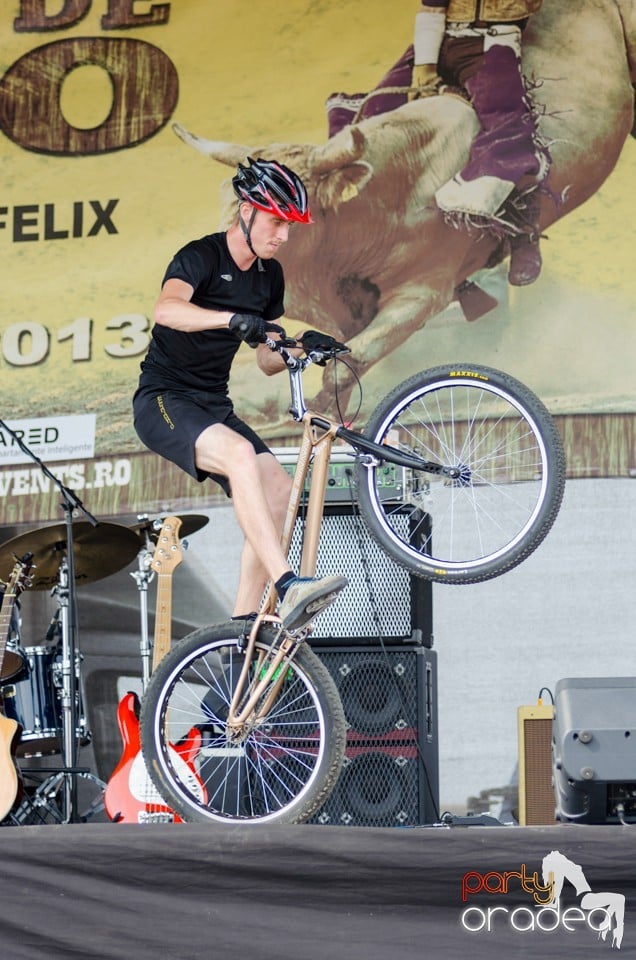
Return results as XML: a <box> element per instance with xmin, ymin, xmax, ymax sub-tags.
<box><xmin>356</xmin><ymin>364</ymin><xmax>565</xmax><ymax>583</ymax></box>
<box><xmin>140</xmin><ymin>621</ymin><xmax>346</xmax><ymax>824</ymax></box>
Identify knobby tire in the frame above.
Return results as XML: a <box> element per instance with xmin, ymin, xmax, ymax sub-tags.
<box><xmin>355</xmin><ymin>364</ymin><xmax>565</xmax><ymax>583</ymax></box>
<box><xmin>140</xmin><ymin>621</ymin><xmax>346</xmax><ymax>824</ymax></box>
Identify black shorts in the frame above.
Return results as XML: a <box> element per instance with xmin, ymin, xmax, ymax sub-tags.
<box><xmin>132</xmin><ymin>386</ymin><xmax>271</xmax><ymax>496</ymax></box>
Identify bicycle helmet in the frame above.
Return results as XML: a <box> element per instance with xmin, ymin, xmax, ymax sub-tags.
<box><xmin>232</xmin><ymin>157</ymin><xmax>312</xmax><ymax>224</ymax></box>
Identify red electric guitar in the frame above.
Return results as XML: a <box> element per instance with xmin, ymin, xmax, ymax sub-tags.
<box><xmin>0</xmin><ymin>554</ymin><xmax>34</xmax><ymax>820</ymax></box>
<box><xmin>104</xmin><ymin>517</ymin><xmax>205</xmax><ymax>823</ymax></box>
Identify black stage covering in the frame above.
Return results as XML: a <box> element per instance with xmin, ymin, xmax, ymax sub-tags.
<box><xmin>2</xmin><ymin>822</ymin><xmax>635</xmax><ymax>959</ymax></box>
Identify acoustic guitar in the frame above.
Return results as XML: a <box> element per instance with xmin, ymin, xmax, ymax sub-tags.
<box><xmin>104</xmin><ymin>517</ymin><xmax>204</xmax><ymax>823</ymax></box>
<box><xmin>0</xmin><ymin>554</ymin><xmax>34</xmax><ymax>820</ymax></box>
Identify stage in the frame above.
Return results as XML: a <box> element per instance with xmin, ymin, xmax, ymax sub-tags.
<box><xmin>2</xmin><ymin>820</ymin><xmax>635</xmax><ymax>959</ymax></box>
<box><xmin>2</xmin><ymin>496</ymin><xmax>636</xmax><ymax>959</ymax></box>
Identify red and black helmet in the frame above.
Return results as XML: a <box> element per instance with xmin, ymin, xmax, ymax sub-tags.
<box><xmin>232</xmin><ymin>157</ymin><xmax>312</xmax><ymax>224</ymax></box>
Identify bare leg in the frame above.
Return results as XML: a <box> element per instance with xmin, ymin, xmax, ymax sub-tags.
<box><xmin>233</xmin><ymin>452</ymin><xmax>292</xmax><ymax>614</ymax></box>
<box><xmin>194</xmin><ymin>424</ymin><xmax>292</xmax><ymax>615</ymax></box>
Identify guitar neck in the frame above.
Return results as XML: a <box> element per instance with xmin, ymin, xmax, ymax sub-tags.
<box><xmin>148</xmin><ymin>517</ymin><xmax>182</xmax><ymax>674</ymax></box>
<box><xmin>152</xmin><ymin>572</ymin><xmax>173</xmax><ymax>672</ymax></box>
<box><xmin>0</xmin><ymin>555</ymin><xmax>33</xmax><ymax>677</ymax></box>
<box><xmin>0</xmin><ymin>587</ymin><xmax>15</xmax><ymax>669</ymax></box>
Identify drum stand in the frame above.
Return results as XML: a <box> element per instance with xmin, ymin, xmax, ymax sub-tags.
<box><xmin>10</xmin><ymin>511</ymin><xmax>105</xmax><ymax>825</ymax></box>
<box><xmin>54</xmin><ymin>552</ymin><xmax>100</xmax><ymax>822</ymax></box>
<box><xmin>131</xmin><ymin>522</ymin><xmax>156</xmax><ymax>692</ymax></box>
<box><xmin>0</xmin><ymin>421</ymin><xmax>110</xmax><ymax>825</ymax></box>
<box><xmin>9</xmin><ymin>770</ymin><xmax>105</xmax><ymax>826</ymax></box>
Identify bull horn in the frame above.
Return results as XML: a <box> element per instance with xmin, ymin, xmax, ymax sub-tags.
<box><xmin>172</xmin><ymin>122</ymin><xmax>253</xmax><ymax>166</ymax></box>
<box><xmin>312</xmin><ymin>125</ymin><xmax>366</xmax><ymax>175</ymax></box>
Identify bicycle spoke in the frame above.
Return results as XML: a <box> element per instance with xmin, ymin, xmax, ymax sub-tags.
<box><xmin>356</xmin><ymin>365</ymin><xmax>564</xmax><ymax>582</ymax></box>
<box><xmin>141</xmin><ymin>625</ymin><xmax>345</xmax><ymax>823</ymax></box>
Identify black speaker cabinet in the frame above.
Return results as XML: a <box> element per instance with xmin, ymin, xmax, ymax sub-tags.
<box><xmin>308</xmin><ymin>645</ymin><xmax>439</xmax><ymax>827</ymax></box>
<box><xmin>289</xmin><ymin>504</ymin><xmax>433</xmax><ymax>645</ymax></box>
<box><xmin>552</xmin><ymin>677</ymin><xmax>636</xmax><ymax>824</ymax></box>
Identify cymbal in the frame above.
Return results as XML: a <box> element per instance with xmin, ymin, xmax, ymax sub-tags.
<box><xmin>131</xmin><ymin>513</ymin><xmax>209</xmax><ymax>544</ymax></box>
<box><xmin>0</xmin><ymin>522</ymin><xmax>141</xmax><ymax>590</ymax></box>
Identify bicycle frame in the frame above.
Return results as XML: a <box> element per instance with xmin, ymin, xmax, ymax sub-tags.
<box><xmin>226</xmin><ymin>338</ymin><xmax>453</xmax><ymax>733</ymax></box>
<box><xmin>226</xmin><ymin>415</ymin><xmax>342</xmax><ymax>735</ymax></box>
<box><xmin>272</xmin><ymin>341</ymin><xmax>455</xmax><ymax>585</ymax></box>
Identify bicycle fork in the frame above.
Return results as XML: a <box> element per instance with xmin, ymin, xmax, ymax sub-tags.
<box><xmin>226</xmin><ymin>613</ymin><xmax>303</xmax><ymax>739</ymax></box>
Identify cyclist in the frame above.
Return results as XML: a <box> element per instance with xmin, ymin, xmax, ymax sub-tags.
<box><xmin>133</xmin><ymin>157</ymin><xmax>347</xmax><ymax>631</ymax></box>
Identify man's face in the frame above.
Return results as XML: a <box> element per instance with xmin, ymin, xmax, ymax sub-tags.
<box><xmin>242</xmin><ymin>203</ymin><xmax>291</xmax><ymax>258</ymax></box>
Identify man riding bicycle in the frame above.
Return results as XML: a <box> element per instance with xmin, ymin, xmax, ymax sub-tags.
<box><xmin>133</xmin><ymin>157</ymin><xmax>347</xmax><ymax>630</ymax></box>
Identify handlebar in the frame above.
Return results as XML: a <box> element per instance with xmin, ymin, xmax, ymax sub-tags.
<box><xmin>264</xmin><ymin>325</ymin><xmax>350</xmax><ymax>370</ymax></box>
<box><xmin>265</xmin><ymin>325</ymin><xmax>448</xmax><ymax>474</ymax></box>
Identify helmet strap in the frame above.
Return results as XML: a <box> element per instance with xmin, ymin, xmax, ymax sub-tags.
<box><xmin>238</xmin><ymin>204</ymin><xmax>264</xmax><ymax>272</ymax></box>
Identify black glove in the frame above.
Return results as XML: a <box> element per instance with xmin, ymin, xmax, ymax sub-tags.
<box><xmin>300</xmin><ymin>330</ymin><xmax>346</xmax><ymax>364</ymax></box>
<box><xmin>229</xmin><ymin>314</ymin><xmax>267</xmax><ymax>348</ymax></box>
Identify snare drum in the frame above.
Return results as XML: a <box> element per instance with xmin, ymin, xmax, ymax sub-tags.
<box><xmin>0</xmin><ymin>645</ymin><xmax>90</xmax><ymax>758</ymax></box>
<box><xmin>1</xmin><ymin>637</ymin><xmax>27</xmax><ymax>683</ymax></box>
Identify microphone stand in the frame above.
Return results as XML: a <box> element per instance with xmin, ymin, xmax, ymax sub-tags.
<box><xmin>0</xmin><ymin>418</ymin><xmax>98</xmax><ymax>824</ymax></box>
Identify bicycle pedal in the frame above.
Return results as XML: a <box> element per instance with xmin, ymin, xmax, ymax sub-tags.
<box><xmin>275</xmin><ymin>619</ymin><xmax>311</xmax><ymax>640</ymax></box>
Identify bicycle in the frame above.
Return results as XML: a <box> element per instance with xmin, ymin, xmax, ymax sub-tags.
<box><xmin>140</xmin><ymin>329</ymin><xmax>566</xmax><ymax>825</ymax></box>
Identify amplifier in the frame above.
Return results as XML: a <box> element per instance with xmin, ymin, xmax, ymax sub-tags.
<box><xmin>288</xmin><ymin>504</ymin><xmax>433</xmax><ymax>644</ymax></box>
<box><xmin>517</xmin><ymin>702</ymin><xmax>554</xmax><ymax>825</ymax></box>
<box><xmin>273</xmin><ymin>445</ymin><xmax>404</xmax><ymax>502</ymax></box>
<box><xmin>552</xmin><ymin>677</ymin><xmax>636</xmax><ymax>823</ymax></box>
<box><xmin>274</xmin><ymin>447</ymin><xmax>432</xmax><ymax>645</ymax></box>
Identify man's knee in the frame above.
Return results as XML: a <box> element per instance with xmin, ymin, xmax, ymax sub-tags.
<box><xmin>195</xmin><ymin>424</ymin><xmax>255</xmax><ymax>474</ymax></box>
<box><xmin>225</xmin><ymin>437</ymin><xmax>260</xmax><ymax>476</ymax></box>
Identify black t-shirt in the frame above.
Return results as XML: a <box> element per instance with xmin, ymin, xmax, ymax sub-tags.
<box><xmin>138</xmin><ymin>232</ymin><xmax>285</xmax><ymax>394</ymax></box>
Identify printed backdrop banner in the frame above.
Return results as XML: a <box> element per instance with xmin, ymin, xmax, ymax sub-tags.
<box><xmin>0</xmin><ymin>0</ymin><xmax>634</xmax><ymax>526</ymax></box>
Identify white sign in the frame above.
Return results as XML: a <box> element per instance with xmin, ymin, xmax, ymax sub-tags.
<box><xmin>0</xmin><ymin>415</ymin><xmax>96</xmax><ymax>465</ymax></box>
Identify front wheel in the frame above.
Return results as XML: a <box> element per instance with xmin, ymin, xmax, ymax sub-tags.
<box><xmin>140</xmin><ymin>621</ymin><xmax>346</xmax><ymax>824</ymax></box>
<box><xmin>355</xmin><ymin>364</ymin><xmax>565</xmax><ymax>584</ymax></box>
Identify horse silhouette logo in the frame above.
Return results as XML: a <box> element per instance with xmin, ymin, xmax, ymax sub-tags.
<box><xmin>542</xmin><ymin>850</ymin><xmax>625</xmax><ymax>949</ymax></box>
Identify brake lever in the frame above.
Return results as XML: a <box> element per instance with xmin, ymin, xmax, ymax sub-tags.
<box><xmin>308</xmin><ymin>344</ymin><xmax>351</xmax><ymax>366</ymax></box>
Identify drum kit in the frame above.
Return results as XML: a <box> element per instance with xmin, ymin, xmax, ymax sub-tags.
<box><xmin>0</xmin><ymin>512</ymin><xmax>209</xmax><ymax>825</ymax></box>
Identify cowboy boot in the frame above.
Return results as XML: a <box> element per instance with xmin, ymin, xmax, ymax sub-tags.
<box><xmin>436</xmin><ymin>40</ymin><xmax>541</xmax><ymax>219</ymax></box>
<box><xmin>508</xmin><ymin>188</ymin><xmax>543</xmax><ymax>285</ymax></box>
<box><xmin>508</xmin><ymin>233</ymin><xmax>542</xmax><ymax>285</ymax></box>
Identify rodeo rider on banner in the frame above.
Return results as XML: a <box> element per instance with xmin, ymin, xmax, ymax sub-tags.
<box><xmin>412</xmin><ymin>0</ymin><xmax>547</xmax><ymax>286</ymax></box>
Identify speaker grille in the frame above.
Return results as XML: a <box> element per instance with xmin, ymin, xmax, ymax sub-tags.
<box><xmin>290</xmin><ymin>505</ymin><xmax>432</xmax><ymax>643</ymax></box>
<box><xmin>517</xmin><ymin>705</ymin><xmax>554</xmax><ymax>825</ymax></box>
<box><xmin>309</xmin><ymin>646</ymin><xmax>439</xmax><ymax>826</ymax></box>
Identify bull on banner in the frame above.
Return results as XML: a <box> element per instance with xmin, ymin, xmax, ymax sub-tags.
<box><xmin>0</xmin><ymin>0</ymin><xmax>634</xmax><ymax>526</ymax></box>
